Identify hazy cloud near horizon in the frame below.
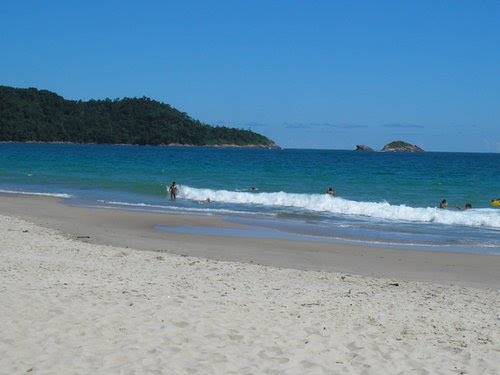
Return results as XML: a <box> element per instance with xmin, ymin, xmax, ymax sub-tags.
<box><xmin>284</xmin><ymin>122</ymin><xmax>369</xmax><ymax>130</ymax></box>
<box><xmin>382</xmin><ymin>124</ymin><xmax>425</xmax><ymax>129</ymax></box>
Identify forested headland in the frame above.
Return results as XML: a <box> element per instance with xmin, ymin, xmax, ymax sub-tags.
<box><xmin>0</xmin><ymin>86</ymin><xmax>279</xmax><ymax>148</ymax></box>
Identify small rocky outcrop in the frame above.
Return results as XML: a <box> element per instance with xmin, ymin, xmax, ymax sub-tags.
<box><xmin>355</xmin><ymin>144</ymin><xmax>374</xmax><ymax>152</ymax></box>
<box><xmin>381</xmin><ymin>141</ymin><xmax>424</xmax><ymax>152</ymax></box>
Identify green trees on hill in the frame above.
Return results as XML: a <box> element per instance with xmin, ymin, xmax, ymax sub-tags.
<box><xmin>0</xmin><ymin>86</ymin><xmax>278</xmax><ymax>148</ymax></box>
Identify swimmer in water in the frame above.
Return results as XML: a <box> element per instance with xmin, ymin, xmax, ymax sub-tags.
<box><xmin>456</xmin><ymin>202</ymin><xmax>472</xmax><ymax>210</ymax></box>
<box><xmin>326</xmin><ymin>187</ymin><xmax>336</xmax><ymax>196</ymax></box>
<box><xmin>196</xmin><ymin>198</ymin><xmax>211</xmax><ymax>204</ymax></box>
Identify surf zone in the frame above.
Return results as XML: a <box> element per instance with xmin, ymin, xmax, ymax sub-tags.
<box><xmin>179</xmin><ymin>186</ymin><xmax>500</xmax><ymax>229</ymax></box>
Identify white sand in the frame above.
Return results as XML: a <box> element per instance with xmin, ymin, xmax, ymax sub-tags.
<box><xmin>1</xmin><ymin>214</ymin><xmax>499</xmax><ymax>374</ymax></box>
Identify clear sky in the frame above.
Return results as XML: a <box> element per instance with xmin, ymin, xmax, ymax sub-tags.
<box><xmin>1</xmin><ymin>1</ymin><xmax>499</xmax><ymax>152</ymax></box>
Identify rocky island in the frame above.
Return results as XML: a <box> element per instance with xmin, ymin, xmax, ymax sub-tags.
<box><xmin>381</xmin><ymin>141</ymin><xmax>424</xmax><ymax>152</ymax></box>
<box><xmin>355</xmin><ymin>144</ymin><xmax>374</xmax><ymax>152</ymax></box>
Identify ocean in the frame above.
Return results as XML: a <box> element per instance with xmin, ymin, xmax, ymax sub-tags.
<box><xmin>1</xmin><ymin>143</ymin><xmax>499</xmax><ymax>254</ymax></box>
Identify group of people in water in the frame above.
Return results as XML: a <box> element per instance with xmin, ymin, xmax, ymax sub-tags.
<box><xmin>439</xmin><ymin>199</ymin><xmax>472</xmax><ymax>210</ymax></box>
<box><xmin>439</xmin><ymin>199</ymin><xmax>500</xmax><ymax>209</ymax></box>
<box><xmin>169</xmin><ymin>181</ymin><xmax>494</xmax><ymax>210</ymax></box>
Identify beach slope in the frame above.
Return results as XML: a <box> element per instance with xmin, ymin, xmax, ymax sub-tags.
<box><xmin>1</xmin><ymin>209</ymin><xmax>499</xmax><ymax>374</ymax></box>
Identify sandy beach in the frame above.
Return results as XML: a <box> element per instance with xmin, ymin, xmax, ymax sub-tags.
<box><xmin>1</xmin><ymin>195</ymin><xmax>499</xmax><ymax>374</ymax></box>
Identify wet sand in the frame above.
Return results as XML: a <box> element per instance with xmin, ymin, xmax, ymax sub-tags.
<box><xmin>0</xmin><ymin>194</ymin><xmax>499</xmax><ymax>288</ymax></box>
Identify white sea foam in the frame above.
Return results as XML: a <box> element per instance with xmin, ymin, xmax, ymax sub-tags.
<box><xmin>97</xmin><ymin>200</ymin><xmax>250</xmax><ymax>216</ymax></box>
<box><xmin>0</xmin><ymin>189</ymin><xmax>73</xmax><ymax>199</ymax></box>
<box><xmin>179</xmin><ymin>186</ymin><xmax>500</xmax><ymax>229</ymax></box>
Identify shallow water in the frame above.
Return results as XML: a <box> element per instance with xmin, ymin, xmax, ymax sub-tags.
<box><xmin>1</xmin><ymin>143</ymin><xmax>499</xmax><ymax>252</ymax></box>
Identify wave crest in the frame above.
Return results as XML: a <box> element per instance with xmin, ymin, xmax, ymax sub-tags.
<box><xmin>179</xmin><ymin>185</ymin><xmax>500</xmax><ymax>229</ymax></box>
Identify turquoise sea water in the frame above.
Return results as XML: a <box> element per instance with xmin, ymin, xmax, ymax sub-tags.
<box><xmin>1</xmin><ymin>143</ymin><xmax>499</xmax><ymax>253</ymax></box>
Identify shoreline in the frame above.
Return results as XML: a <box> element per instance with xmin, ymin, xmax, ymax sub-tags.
<box><xmin>0</xmin><ymin>140</ymin><xmax>281</xmax><ymax>149</ymax></box>
<box><xmin>0</xmin><ymin>194</ymin><xmax>499</xmax><ymax>289</ymax></box>
<box><xmin>1</xmin><ymin>197</ymin><xmax>499</xmax><ymax>373</ymax></box>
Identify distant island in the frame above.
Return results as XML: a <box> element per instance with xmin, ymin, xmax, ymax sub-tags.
<box><xmin>355</xmin><ymin>141</ymin><xmax>424</xmax><ymax>152</ymax></box>
<box><xmin>355</xmin><ymin>144</ymin><xmax>374</xmax><ymax>152</ymax></box>
<box><xmin>381</xmin><ymin>141</ymin><xmax>424</xmax><ymax>152</ymax></box>
<box><xmin>0</xmin><ymin>86</ymin><xmax>279</xmax><ymax>148</ymax></box>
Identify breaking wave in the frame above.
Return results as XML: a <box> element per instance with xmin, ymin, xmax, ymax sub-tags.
<box><xmin>179</xmin><ymin>186</ymin><xmax>500</xmax><ymax>229</ymax></box>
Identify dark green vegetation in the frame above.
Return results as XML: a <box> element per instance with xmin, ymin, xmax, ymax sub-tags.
<box><xmin>0</xmin><ymin>86</ymin><xmax>278</xmax><ymax>148</ymax></box>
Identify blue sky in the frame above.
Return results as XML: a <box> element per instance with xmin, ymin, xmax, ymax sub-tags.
<box><xmin>1</xmin><ymin>1</ymin><xmax>499</xmax><ymax>152</ymax></box>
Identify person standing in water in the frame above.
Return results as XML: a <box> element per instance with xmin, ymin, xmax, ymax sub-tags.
<box><xmin>168</xmin><ymin>181</ymin><xmax>178</xmax><ymax>200</ymax></box>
